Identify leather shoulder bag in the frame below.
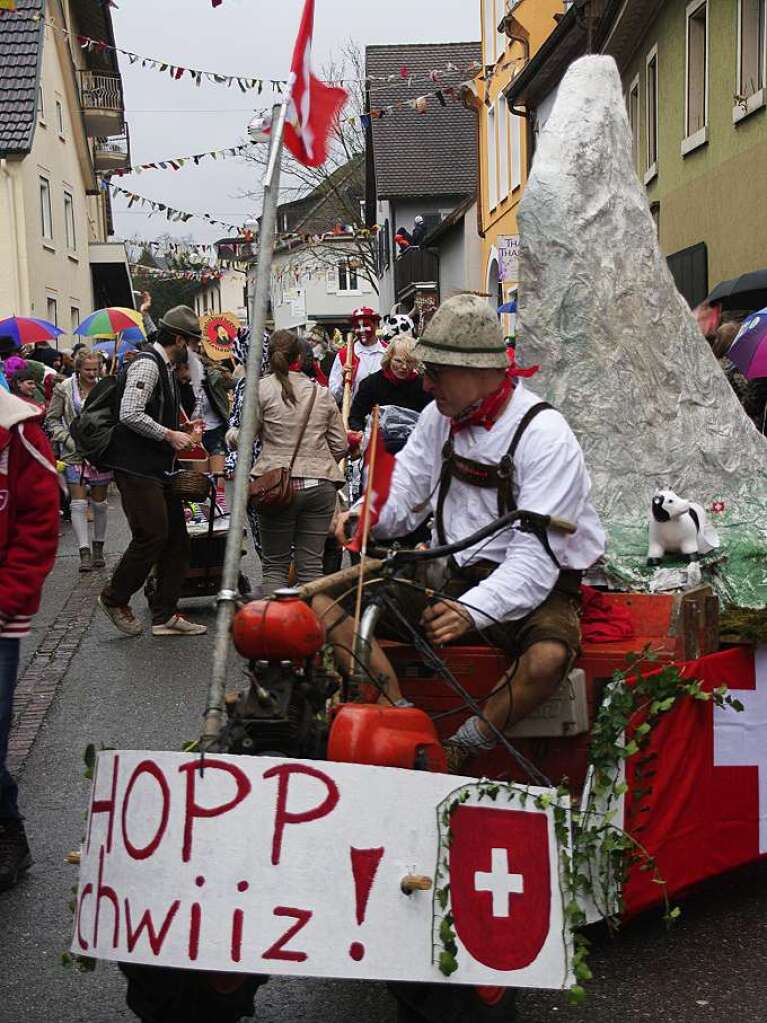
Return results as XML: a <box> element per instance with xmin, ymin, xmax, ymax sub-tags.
<box><xmin>248</xmin><ymin>384</ymin><xmax>318</xmax><ymax>513</ymax></box>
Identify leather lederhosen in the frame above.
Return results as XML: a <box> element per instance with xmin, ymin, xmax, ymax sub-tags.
<box><xmin>435</xmin><ymin>401</ymin><xmax>582</xmax><ymax>595</ymax></box>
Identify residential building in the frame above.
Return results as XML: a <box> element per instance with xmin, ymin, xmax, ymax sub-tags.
<box><xmin>477</xmin><ymin>0</ymin><xmax>564</xmax><ymax>326</ymax></box>
<box><xmin>365</xmin><ymin>41</ymin><xmax>481</xmax><ymax>319</ymax></box>
<box><xmin>0</xmin><ymin>0</ymin><xmax>132</xmax><ymax>340</ymax></box>
<box><xmin>506</xmin><ymin>0</ymin><xmax>767</xmax><ymax>308</ymax></box>
<box><xmin>192</xmin><ymin>268</ymin><xmax>248</xmax><ymax>325</ymax></box>
<box><xmin>422</xmin><ymin>196</ymin><xmax>484</xmax><ymax>302</ymax></box>
<box><xmin>234</xmin><ymin>159</ymin><xmax>379</xmax><ymax>336</ymax></box>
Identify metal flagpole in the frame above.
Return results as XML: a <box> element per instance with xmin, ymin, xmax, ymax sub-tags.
<box><xmin>200</xmin><ymin>91</ymin><xmax>292</xmax><ymax>749</ymax></box>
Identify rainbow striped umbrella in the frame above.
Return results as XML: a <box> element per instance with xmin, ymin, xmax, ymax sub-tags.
<box><xmin>74</xmin><ymin>307</ymin><xmax>145</xmax><ymax>338</ymax></box>
<box><xmin>0</xmin><ymin>316</ymin><xmax>65</xmax><ymax>346</ymax></box>
<box><xmin>728</xmin><ymin>308</ymin><xmax>767</xmax><ymax>380</ymax></box>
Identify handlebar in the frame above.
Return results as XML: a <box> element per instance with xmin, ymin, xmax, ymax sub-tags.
<box><xmin>386</xmin><ymin>509</ymin><xmax>576</xmax><ymax>567</ymax></box>
<box><xmin>297</xmin><ymin>509</ymin><xmax>575</xmax><ymax>601</ymax></box>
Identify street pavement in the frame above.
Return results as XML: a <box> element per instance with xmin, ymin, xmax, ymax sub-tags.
<box><xmin>1</xmin><ymin>500</ymin><xmax>767</xmax><ymax>1022</ymax></box>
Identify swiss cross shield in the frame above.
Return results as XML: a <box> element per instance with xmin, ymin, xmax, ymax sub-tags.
<box><xmin>449</xmin><ymin>805</ymin><xmax>551</xmax><ymax>971</ymax></box>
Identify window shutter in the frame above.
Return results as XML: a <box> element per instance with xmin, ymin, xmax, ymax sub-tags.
<box><xmin>326</xmin><ymin>269</ymin><xmax>339</xmax><ymax>294</ymax></box>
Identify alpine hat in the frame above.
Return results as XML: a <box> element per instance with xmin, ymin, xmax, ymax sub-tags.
<box><xmin>159</xmin><ymin>305</ymin><xmax>202</xmax><ymax>342</ymax></box>
<box><xmin>413</xmin><ymin>294</ymin><xmax>508</xmax><ymax>369</ymax></box>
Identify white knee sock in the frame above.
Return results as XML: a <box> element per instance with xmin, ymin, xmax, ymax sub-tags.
<box><xmin>70</xmin><ymin>499</ymin><xmax>90</xmax><ymax>550</ymax></box>
<box><xmin>91</xmin><ymin>500</ymin><xmax>108</xmax><ymax>543</ymax></box>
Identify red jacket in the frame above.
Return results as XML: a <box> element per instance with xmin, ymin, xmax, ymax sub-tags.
<box><xmin>0</xmin><ymin>390</ymin><xmax>60</xmax><ymax>638</ymax></box>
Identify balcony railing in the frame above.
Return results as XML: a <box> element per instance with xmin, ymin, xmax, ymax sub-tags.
<box><xmin>394</xmin><ymin>246</ymin><xmax>439</xmax><ymax>303</ymax></box>
<box><xmin>94</xmin><ymin>124</ymin><xmax>131</xmax><ymax>172</ymax></box>
<box><xmin>79</xmin><ymin>70</ymin><xmax>125</xmax><ymax>135</ymax></box>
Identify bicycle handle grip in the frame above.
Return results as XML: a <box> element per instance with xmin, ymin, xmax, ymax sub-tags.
<box><xmin>547</xmin><ymin>515</ymin><xmax>577</xmax><ymax>535</ymax></box>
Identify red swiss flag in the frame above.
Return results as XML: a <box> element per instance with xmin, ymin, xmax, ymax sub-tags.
<box><xmin>449</xmin><ymin>805</ymin><xmax>552</xmax><ymax>971</ymax></box>
<box><xmin>624</xmin><ymin>646</ymin><xmax>767</xmax><ymax>916</ymax></box>
<box><xmin>282</xmin><ymin>0</ymin><xmax>348</xmax><ymax>168</ymax></box>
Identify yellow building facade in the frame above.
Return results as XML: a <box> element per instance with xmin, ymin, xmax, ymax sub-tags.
<box><xmin>478</xmin><ymin>0</ymin><xmax>563</xmax><ymax>321</ymax></box>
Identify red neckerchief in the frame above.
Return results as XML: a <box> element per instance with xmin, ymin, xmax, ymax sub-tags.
<box><xmin>382</xmin><ymin>366</ymin><xmax>419</xmax><ymax>384</ymax></box>
<box><xmin>450</xmin><ymin>362</ymin><xmax>540</xmax><ymax>434</ymax></box>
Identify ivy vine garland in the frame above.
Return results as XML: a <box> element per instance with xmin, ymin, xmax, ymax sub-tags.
<box><xmin>432</xmin><ymin>650</ymin><xmax>743</xmax><ymax>1004</ymax></box>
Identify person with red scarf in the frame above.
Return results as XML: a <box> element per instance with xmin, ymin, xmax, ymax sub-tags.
<box><xmin>348</xmin><ymin>336</ymin><xmax>431</xmax><ymax>435</ymax></box>
<box><xmin>316</xmin><ymin>294</ymin><xmax>606</xmax><ymax>772</ymax></box>
<box><xmin>327</xmin><ymin>307</ymin><xmax>385</xmax><ymax>405</ymax></box>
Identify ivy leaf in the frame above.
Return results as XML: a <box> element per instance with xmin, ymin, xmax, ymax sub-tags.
<box><xmin>568</xmin><ymin>984</ymin><xmax>587</xmax><ymax>1005</ymax></box>
<box><xmin>439</xmin><ymin>917</ymin><xmax>454</xmax><ymax>945</ymax></box>
<box><xmin>83</xmin><ymin>744</ymin><xmax>96</xmax><ymax>772</ymax></box>
<box><xmin>438</xmin><ymin>951</ymin><xmax>458</xmax><ymax>977</ymax></box>
<box><xmin>436</xmin><ymin>885</ymin><xmax>449</xmax><ymax>910</ymax></box>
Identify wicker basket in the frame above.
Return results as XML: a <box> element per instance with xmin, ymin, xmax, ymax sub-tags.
<box><xmin>168</xmin><ymin>470</ymin><xmax>212</xmax><ymax>502</ymax></box>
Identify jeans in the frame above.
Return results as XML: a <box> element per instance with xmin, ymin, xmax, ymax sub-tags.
<box><xmin>102</xmin><ymin>472</ymin><xmax>190</xmax><ymax>625</ymax></box>
<box><xmin>257</xmin><ymin>481</ymin><xmax>337</xmax><ymax>595</ymax></box>
<box><xmin>0</xmin><ymin>638</ymin><xmax>21</xmax><ymax>821</ymax></box>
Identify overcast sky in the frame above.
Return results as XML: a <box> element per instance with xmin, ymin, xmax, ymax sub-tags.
<box><xmin>110</xmin><ymin>0</ymin><xmax>479</xmax><ymax>248</ymax></box>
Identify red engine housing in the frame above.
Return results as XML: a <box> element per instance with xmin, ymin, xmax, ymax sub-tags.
<box><xmin>231</xmin><ymin>594</ymin><xmax>325</xmax><ymax>661</ymax></box>
<box><xmin>327</xmin><ymin>704</ymin><xmax>447</xmax><ymax>773</ymax></box>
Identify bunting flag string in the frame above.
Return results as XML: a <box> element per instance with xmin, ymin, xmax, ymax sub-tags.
<box><xmin>12</xmin><ymin>11</ymin><xmax>498</xmax><ymax>95</ymax></box>
<box><xmin>107</xmin><ymin>182</ymin><xmax>245</xmax><ymax>234</ymax></box>
<box><xmin>130</xmin><ymin>262</ymin><xmax>222</xmax><ymax>283</ymax></box>
<box><xmin>124</xmin><ymin>238</ymin><xmax>221</xmax><ymax>259</ymax></box>
<box><xmin>100</xmin><ymin>142</ymin><xmax>256</xmax><ymax>179</ymax></box>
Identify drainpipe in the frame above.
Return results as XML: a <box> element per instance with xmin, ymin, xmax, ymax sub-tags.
<box><xmin>1</xmin><ymin>159</ymin><xmax>22</xmax><ymax>313</ymax></box>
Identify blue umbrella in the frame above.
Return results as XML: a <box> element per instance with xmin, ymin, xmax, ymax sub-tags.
<box><xmin>92</xmin><ymin>338</ymin><xmax>140</xmax><ymax>361</ymax></box>
<box><xmin>497</xmin><ymin>300</ymin><xmax>517</xmax><ymax>314</ymax></box>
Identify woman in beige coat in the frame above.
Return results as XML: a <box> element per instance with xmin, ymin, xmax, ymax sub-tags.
<box><xmin>253</xmin><ymin>330</ymin><xmax>347</xmax><ymax>594</ymax></box>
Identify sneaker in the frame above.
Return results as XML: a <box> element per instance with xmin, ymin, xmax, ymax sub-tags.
<box><xmin>0</xmin><ymin>820</ymin><xmax>32</xmax><ymax>892</ymax></box>
<box><xmin>78</xmin><ymin>547</ymin><xmax>93</xmax><ymax>573</ymax></box>
<box><xmin>97</xmin><ymin>595</ymin><xmax>144</xmax><ymax>637</ymax></box>
<box><xmin>151</xmin><ymin>614</ymin><xmax>207</xmax><ymax>637</ymax></box>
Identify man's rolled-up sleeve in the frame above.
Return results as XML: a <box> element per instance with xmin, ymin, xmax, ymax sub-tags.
<box><xmin>119</xmin><ymin>358</ymin><xmax>168</xmax><ymax>442</ymax></box>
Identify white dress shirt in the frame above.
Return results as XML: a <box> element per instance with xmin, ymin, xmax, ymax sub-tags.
<box><xmin>374</xmin><ymin>382</ymin><xmax>607</xmax><ymax>628</ymax></box>
<box><xmin>329</xmin><ymin>340</ymin><xmax>386</xmax><ymax>404</ymax></box>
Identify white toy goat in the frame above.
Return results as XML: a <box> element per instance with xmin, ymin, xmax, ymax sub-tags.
<box><xmin>647</xmin><ymin>489</ymin><xmax>720</xmax><ymax>566</ymax></box>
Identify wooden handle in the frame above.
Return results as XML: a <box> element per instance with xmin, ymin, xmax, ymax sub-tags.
<box><xmin>65</xmin><ymin>851</ymin><xmax>81</xmax><ymax>865</ymax></box>
<box><xmin>401</xmin><ymin>874</ymin><xmax>433</xmax><ymax>894</ymax></box>
<box><xmin>297</xmin><ymin>558</ymin><xmax>384</xmax><ymax>601</ymax></box>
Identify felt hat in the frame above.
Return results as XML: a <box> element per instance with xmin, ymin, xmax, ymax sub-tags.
<box><xmin>413</xmin><ymin>294</ymin><xmax>508</xmax><ymax>369</ymax></box>
<box><xmin>159</xmin><ymin>305</ymin><xmax>202</xmax><ymax>341</ymax></box>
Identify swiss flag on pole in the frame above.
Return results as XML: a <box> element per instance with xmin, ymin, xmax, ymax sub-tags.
<box><xmin>282</xmin><ymin>0</ymin><xmax>348</xmax><ymax>167</ymax></box>
<box><xmin>346</xmin><ymin>419</ymin><xmax>395</xmax><ymax>554</ymax></box>
<box><xmin>623</xmin><ymin>646</ymin><xmax>767</xmax><ymax>917</ymax></box>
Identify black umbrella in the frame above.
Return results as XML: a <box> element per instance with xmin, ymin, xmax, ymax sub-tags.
<box><xmin>708</xmin><ymin>268</ymin><xmax>767</xmax><ymax>311</ymax></box>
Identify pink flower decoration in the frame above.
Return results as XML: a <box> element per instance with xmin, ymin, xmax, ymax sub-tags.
<box><xmin>711</xmin><ymin>500</ymin><xmax>726</xmax><ymax>514</ymax></box>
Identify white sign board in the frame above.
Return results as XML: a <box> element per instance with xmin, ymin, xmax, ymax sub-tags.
<box><xmin>498</xmin><ymin>235</ymin><xmax>520</xmax><ymax>283</ymax></box>
<box><xmin>73</xmin><ymin>751</ymin><xmax>573</xmax><ymax>990</ymax></box>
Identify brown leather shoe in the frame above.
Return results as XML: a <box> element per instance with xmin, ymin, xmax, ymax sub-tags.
<box><xmin>97</xmin><ymin>595</ymin><xmax>143</xmax><ymax>637</ymax></box>
<box><xmin>443</xmin><ymin>741</ymin><xmax>471</xmax><ymax>775</ymax></box>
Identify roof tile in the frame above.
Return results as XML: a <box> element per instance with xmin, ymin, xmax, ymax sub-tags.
<box><xmin>0</xmin><ymin>0</ymin><xmax>45</xmax><ymax>155</ymax></box>
<box><xmin>366</xmin><ymin>41</ymin><xmax>481</xmax><ymax>200</ymax></box>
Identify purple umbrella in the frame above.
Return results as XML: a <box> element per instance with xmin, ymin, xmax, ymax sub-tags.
<box><xmin>727</xmin><ymin>308</ymin><xmax>767</xmax><ymax>379</ymax></box>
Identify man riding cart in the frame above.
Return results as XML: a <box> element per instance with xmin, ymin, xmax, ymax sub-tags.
<box><xmin>315</xmin><ymin>293</ymin><xmax>606</xmax><ymax>769</ymax></box>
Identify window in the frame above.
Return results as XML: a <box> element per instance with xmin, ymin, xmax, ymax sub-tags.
<box><xmin>338</xmin><ymin>259</ymin><xmax>359</xmax><ymax>293</ymax></box>
<box><xmin>56</xmin><ymin>99</ymin><xmax>64</xmax><ymax>135</ymax></box>
<box><xmin>47</xmin><ymin>297</ymin><xmax>58</xmax><ymax>327</ymax></box>
<box><xmin>739</xmin><ymin>0</ymin><xmax>766</xmax><ymax>100</ymax></box>
<box><xmin>487</xmin><ymin>104</ymin><xmax>498</xmax><ymax>209</ymax></box>
<box><xmin>685</xmin><ymin>2</ymin><xmax>708</xmax><ymax>142</ymax></box>
<box><xmin>627</xmin><ymin>75</ymin><xmax>640</xmax><ymax>170</ymax></box>
<box><xmin>498</xmin><ymin>94</ymin><xmax>509</xmax><ymax>199</ymax></box>
<box><xmin>484</xmin><ymin>0</ymin><xmax>496</xmax><ymax>66</ymax></box>
<box><xmin>64</xmin><ymin>191</ymin><xmax>76</xmax><ymax>250</ymax></box>
<box><xmin>70</xmin><ymin>306</ymin><xmax>80</xmax><ymax>333</ymax></box>
<box><xmin>510</xmin><ymin>107</ymin><xmax>522</xmax><ymax>191</ymax></box>
<box><xmin>38</xmin><ymin>85</ymin><xmax>45</xmax><ymax>122</ymax></box>
<box><xmin>645</xmin><ymin>46</ymin><xmax>658</xmax><ymax>180</ymax></box>
<box><xmin>40</xmin><ymin>176</ymin><xmax>53</xmax><ymax>240</ymax></box>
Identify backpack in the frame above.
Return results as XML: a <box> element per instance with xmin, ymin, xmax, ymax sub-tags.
<box><xmin>69</xmin><ymin>352</ymin><xmax>156</xmax><ymax>470</ymax></box>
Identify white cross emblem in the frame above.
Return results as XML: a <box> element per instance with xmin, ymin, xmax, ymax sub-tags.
<box><xmin>713</xmin><ymin>645</ymin><xmax>767</xmax><ymax>853</ymax></box>
<box><xmin>474</xmin><ymin>847</ymin><xmax>525</xmax><ymax>918</ymax></box>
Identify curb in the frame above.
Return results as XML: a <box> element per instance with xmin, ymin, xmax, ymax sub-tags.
<box><xmin>7</xmin><ymin>571</ymin><xmax>105</xmax><ymax>776</ymax></box>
